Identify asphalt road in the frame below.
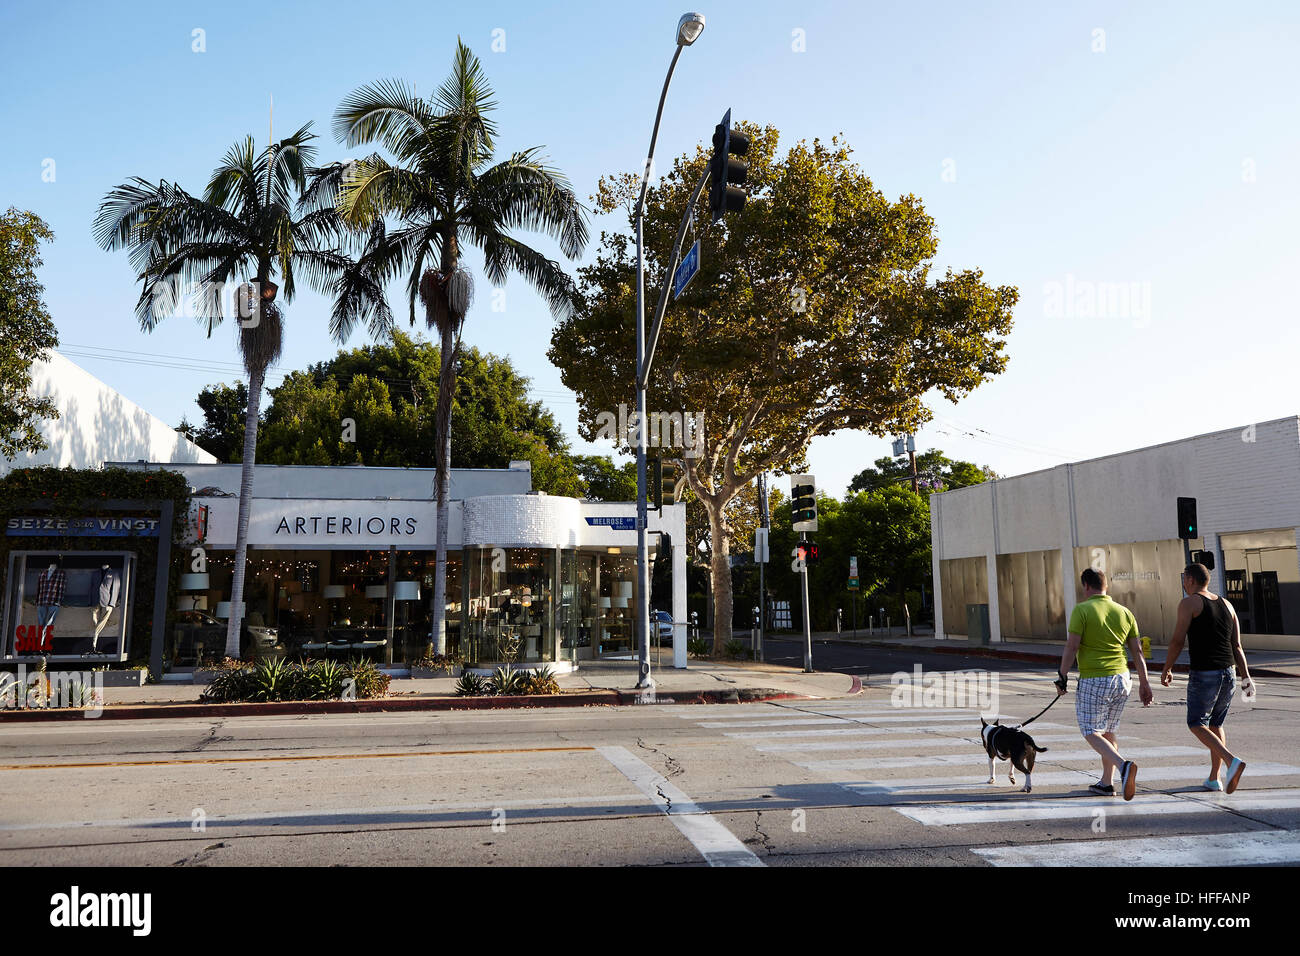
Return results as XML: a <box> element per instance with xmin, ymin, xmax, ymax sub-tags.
<box><xmin>1</xmin><ymin>646</ymin><xmax>1297</xmax><ymax>867</ymax></box>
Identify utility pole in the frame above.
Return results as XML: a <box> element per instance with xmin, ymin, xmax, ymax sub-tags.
<box><xmin>757</xmin><ymin>471</ymin><xmax>769</xmax><ymax>660</ymax></box>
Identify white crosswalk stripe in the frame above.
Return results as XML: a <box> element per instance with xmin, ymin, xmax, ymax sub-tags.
<box><xmin>795</xmin><ymin>745</ymin><xmax>1206</xmax><ymax>772</ymax></box>
<box><xmin>975</xmin><ymin>831</ymin><xmax>1300</xmax><ymax>866</ymax></box>
<box><xmin>896</xmin><ymin>789</ymin><xmax>1300</xmax><ymax>826</ymax></box>
<box><xmin>754</xmin><ymin>733</ymin><xmax>1081</xmax><ymax>753</ymax></box>
<box><xmin>723</xmin><ymin>721</ymin><xmax>1069</xmax><ymax>739</ymax></box>
<box><xmin>841</xmin><ymin>762</ymin><xmax>1300</xmax><ymax>794</ymax></box>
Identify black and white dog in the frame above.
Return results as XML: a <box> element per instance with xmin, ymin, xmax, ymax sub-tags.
<box><xmin>980</xmin><ymin>718</ymin><xmax>1048</xmax><ymax>793</ymax></box>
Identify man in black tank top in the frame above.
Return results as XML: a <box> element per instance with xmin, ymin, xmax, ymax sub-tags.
<box><xmin>1161</xmin><ymin>563</ymin><xmax>1255</xmax><ymax>794</ymax></box>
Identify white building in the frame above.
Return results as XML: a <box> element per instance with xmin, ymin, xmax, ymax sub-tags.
<box><xmin>0</xmin><ymin>351</ymin><xmax>216</xmax><ymax>475</ymax></box>
<box><xmin>930</xmin><ymin>417</ymin><xmax>1300</xmax><ymax>652</ymax></box>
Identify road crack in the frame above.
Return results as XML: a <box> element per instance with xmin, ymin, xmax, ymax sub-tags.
<box><xmin>743</xmin><ymin>810</ymin><xmax>775</xmax><ymax>854</ymax></box>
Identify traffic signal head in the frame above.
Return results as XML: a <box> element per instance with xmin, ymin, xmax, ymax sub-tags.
<box><xmin>1177</xmin><ymin>497</ymin><xmax>1198</xmax><ymax>539</ymax></box>
<box><xmin>790</xmin><ymin>474</ymin><xmax>818</xmax><ymax>532</ymax></box>
<box><xmin>709</xmin><ymin>109</ymin><xmax>749</xmax><ymax>224</ymax></box>
<box><xmin>806</xmin><ymin>542</ymin><xmax>819</xmax><ymax>564</ymax></box>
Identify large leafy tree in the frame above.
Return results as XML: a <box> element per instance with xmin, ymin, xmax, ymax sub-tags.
<box><xmin>848</xmin><ymin>448</ymin><xmax>1001</xmax><ymax>494</ymax></box>
<box><xmin>94</xmin><ymin>124</ymin><xmax>391</xmax><ymax>657</ymax></box>
<box><xmin>332</xmin><ymin>39</ymin><xmax>588</xmax><ymax>654</ymax></box>
<box><xmin>182</xmin><ymin>381</ymin><xmax>249</xmax><ymax>462</ymax></box>
<box><xmin>551</xmin><ymin>126</ymin><xmax>1017</xmax><ymax>649</ymax></box>
<box><xmin>0</xmin><ymin>208</ymin><xmax>59</xmax><ymax>457</ymax></box>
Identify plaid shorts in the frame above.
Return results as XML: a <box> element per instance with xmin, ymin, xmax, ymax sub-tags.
<box><xmin>1076</xmin><ymin>674</ymin><xmax>1132</xmax><ymax>736</ymax></box>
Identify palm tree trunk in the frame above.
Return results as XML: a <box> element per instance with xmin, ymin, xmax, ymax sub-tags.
<box><xmin>225</xmin><ymin>365</ymin><xmax>264</xmax><ymax>658</ymax></box>
<box><xmin>430</xmin><ymin>321</ymin><xmax>458</xmax><ymax>657</ymax></box>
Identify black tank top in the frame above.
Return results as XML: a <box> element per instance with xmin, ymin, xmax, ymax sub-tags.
<box><xmin>1187</xmin><ymin>594</ymin><xmax>1235</xmax><ymax>671</ymax></box>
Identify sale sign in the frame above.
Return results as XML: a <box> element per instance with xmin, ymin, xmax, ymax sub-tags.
<box><xmin>13</xmin><ymin>624</ymin><xmax>54</xmax><ymax>654</ymax></box>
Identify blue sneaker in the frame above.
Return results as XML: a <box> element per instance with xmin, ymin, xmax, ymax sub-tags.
<box><xmin>1225</xmin><ymin>757</ymin><xmax>1246</xmax><ymax>794</ymax></box>
<box><xmin>1202</xmin><ymin>777</ymin><xmax>1223</xmax><ymax>792</ymax></box>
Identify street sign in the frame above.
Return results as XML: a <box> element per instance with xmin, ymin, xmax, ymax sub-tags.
<box><xmin>754</xmin><ymin>527</ymin><xmax>769</xmax><ymax>563</ymax></box>
<box><xmin>585</xmin><ymin>516</ymin><xmax>636</xmax><ymax>531</ymax></box>
<box><xmin>849</xmin><ymin>556</ymin><xmax>858</xmax><ymax>577</ymax></box>
<box><xmin>673</xmin><ymin>239</ymin><xmax>701</xmax><ymax>300</ymax></box>
<box><xmin>848</xmin><ymin>577</ymin><xmax>859</xmax><ymax>591</ymax></box>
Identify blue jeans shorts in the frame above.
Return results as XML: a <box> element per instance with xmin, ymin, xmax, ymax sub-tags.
<box><xmin>1186</xmin><ymin>667</ymin><xmax>1235</xmax><ymax>728</ymax></box>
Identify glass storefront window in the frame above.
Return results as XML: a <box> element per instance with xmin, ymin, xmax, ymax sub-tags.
<box><xmin>597</xmin><ymin>552</ymin><xmax>636</xmax><ymax>657</ymax></box>
<box><xmin>464</xmin><ymin>547</ymin><xmax>557</xmax><ymax>665</ymax></box>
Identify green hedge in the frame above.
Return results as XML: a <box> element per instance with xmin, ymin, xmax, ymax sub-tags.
<box><xmin>0</xmin><ymin>466</ymin><xmax>193</xmax><ymax>664</ymax></box>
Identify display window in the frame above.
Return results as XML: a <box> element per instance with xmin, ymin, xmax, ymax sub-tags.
<box><xmin>3</xmin><ymin>551</ymin><xmax>135</xmax><ymax>661</ymax></box>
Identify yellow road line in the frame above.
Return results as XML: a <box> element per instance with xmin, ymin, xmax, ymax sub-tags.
<box><xmin>0</xmin><ymin>746</ymin><xmax>595</xmax><ymax>771</ymax></box>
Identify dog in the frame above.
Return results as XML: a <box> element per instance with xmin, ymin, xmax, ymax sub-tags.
<box><xmin>980</xmin><ymin>717</ymin><xmax>1048</xmax><ymax>793</ymax></box>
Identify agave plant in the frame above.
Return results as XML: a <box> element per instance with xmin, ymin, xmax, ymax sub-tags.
<box><xmin>454</xmin><ymin>671</ymin><xmax>489</xmax><ymax>697</ymax></box>
<box><xmin>488</xmin><ymin>665</ymin><xmax>527</xmax><ymax>697</ymax></box>
<box><xmin>332</xmin><ymin>39</ymin><xmax>588</xmax><ymax>657</ymax></box>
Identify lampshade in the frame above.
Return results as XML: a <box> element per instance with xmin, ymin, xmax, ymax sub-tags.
<box><xmin>176</xmin><ymin>595</ymin><xmax>208</xmax><ymax>612</ymax></box>
<box><xmin>599</xmin><ymin>597</ymin><xmax>612</xmax><ymax>610</ymax></box>
<box><xmin>214</xmin><ymin>601</ymin><xmax>245</xmax><ymax>619</ymax></box>
<box><xmin>323</xmin><ymin>585</ymin><xmax>346</xmax><ymax>599</ymax></box>
<box><xmin>616</xmin><ymin>581</ymin><xmax>633</xmax><ymax>599</ymax></box>
<box><xmin>180</xmin><ymin>573</ymin><xmax>210</xmax><ymax>591</ymax></box>
<box><xmin>612</xmin><ymin>596</ymin><xmax>628</xmax><ymax>609</ymax></box>
<box><xmin>393</xmin><ymin>581</ymin><xmax>421</xmax><ymax>601</ymax></box>
<box><xmin>365</xmin><ymin>585</ymin><xmax>388</xmax><ymax>599</ymax></box>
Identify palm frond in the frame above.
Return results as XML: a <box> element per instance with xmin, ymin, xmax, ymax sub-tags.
<box><xmin>478</xmin><ymin>231</ymin><xmax>578</xmax><ymax>320</ymax></box>
<box><xmin>471</xmin><ymin>150</ymin><xmax>589</xmax><ymax>259</ymax></box>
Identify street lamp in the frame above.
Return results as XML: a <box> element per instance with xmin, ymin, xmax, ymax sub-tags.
<box><xmin>633</xmin><ymin>13</ymin><xmax>704</xmax><ymax>689</ymax></box>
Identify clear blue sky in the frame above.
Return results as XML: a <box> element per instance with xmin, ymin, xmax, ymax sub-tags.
<box><xmin>4</xmin><ymin>0</ymin><xmax>1298</xmax><ymax>494</ymax></box>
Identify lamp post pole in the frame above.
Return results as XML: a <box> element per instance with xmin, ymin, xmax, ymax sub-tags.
<box><xmin>633</xmin><ymin>13</ymin><xmax>705</xmax><ymax>690</ymax></box>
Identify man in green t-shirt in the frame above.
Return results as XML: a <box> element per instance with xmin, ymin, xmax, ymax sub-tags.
<box><xmin>1056</xmin><ymin>567</ymin><xmax>1153</xmax><ymax>800</ymax></box>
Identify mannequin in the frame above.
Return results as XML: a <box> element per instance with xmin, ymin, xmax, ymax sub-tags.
<box><xmin>89</xmin><ymin>563</ymin><xmax>122</xmax><ymax>654</ymax></box>
<box><xmin>35</xmin><ymin>559</ymin><xmax>66</xmax><ymax>632</ymax></box>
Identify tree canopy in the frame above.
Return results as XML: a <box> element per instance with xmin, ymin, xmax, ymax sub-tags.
<box><xmin>550</xmin><ymin>124</ymin><xmax>1018</xmax><ymax>646</ymax></box>
<box><xmin>848</xmin><ymin>448</ymin><xmax>1001</xmax><ymax>494</ymax></box>
<box><xmin>0</xmin><ymin>208</ymin><xmax>59</xmax><ymax>457</ymax></box>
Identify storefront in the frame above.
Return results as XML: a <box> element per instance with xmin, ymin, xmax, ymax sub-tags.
<box><xmin>121</xmin><ymin>461</ymin><xmax>688</xmax><ymax>671</ymax></box>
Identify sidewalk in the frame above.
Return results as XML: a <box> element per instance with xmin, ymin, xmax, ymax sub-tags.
<box><xmin>803</xmin><ymin>629</ymin><xmax>1300</xmax><ymax>678</ymax></box>
<box><xmin>0</xmin><ymin>657</ymin><xmax>860</xmax><ymax>722</ymax></box>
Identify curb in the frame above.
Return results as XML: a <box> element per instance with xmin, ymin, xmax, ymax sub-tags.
<box><xmin>814</xmin><ymin>638</ymin><xmax>1300</xmax><ymax>679</ymax></box>
<box><xmin>0</xmin><ymin>686</ymin><xmax>809</xmax><ymax>724</ymax></box>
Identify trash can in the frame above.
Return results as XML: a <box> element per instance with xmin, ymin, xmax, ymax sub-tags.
<box><xmin>966</xmin><ymin>603</ymin><xmax>990</xmax><ymax>646</ymax></box>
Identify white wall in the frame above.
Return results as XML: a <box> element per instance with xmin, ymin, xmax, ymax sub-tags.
<box><xmin>2</xmin><ymin>351</ymin><xmax>216</xmax><ymax>475</ymax></box>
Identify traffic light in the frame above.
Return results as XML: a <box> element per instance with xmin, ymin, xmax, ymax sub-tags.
<box><xmin>651</xmin><ymin>457</ymin><xmax>675</xmax><ymax>510</ymax></box>
<box><xmin>1191</xmin><ymin>549</ymin><xmax>1215</xmax><ymax>570</ymax></box>
<box><xmin>790</xmin><ymin>474</ymin><xmax>817</xmax><ymax>532</ymax></box>
<box><xmin>1177</xmin><ymin>497</ymin><xmax>1198</xmax><ymax>539</ymax></box>
<box><xmin>806</xmin><ymin>542</ymin><xmax>820</xmax><ymax>564</ymax></box>
<box><xmin>709</xmin><ymin>108</ymin><xmax>749</xmax><ymax>223</ymax></box>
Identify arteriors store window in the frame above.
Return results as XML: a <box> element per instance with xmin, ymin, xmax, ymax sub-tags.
<box><xmin>3</xmin><ymin>551</ymin><xmax>136</xmax><ymax>662</ymax></box>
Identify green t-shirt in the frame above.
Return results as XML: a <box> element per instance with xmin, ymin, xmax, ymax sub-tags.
<box><xmin>1068</xmin><ymin>594</ymin><xmax>1139</xmax><ymax>678</ymax></box>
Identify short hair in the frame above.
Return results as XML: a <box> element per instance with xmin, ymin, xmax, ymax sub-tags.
<box><xmin>1081</xmin><ymin>567</ymin><xmax>1107</xmax><ymax>591</ymax></box>
<box><xmin>1184</xmin><ymin>563</ymin><xmax>1210</xmax><ymax>587</ymax></box>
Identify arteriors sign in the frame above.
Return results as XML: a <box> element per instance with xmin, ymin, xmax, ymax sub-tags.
<box><xmin>192</xmin><ymin>498</ymin><xmax>433</xmax><ymax>547</ymax></box>
<box><xmin>274</xmin><ymin>514</ymin><xmax>419</xmax><ymax>537</ymax></box>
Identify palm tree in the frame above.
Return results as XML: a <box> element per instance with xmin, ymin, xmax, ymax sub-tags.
<box><xmin>333</xmin><ymin>40</ymin><xmax>588</xmax><ymax>656</ymax></box>
<box><xmin>94</xmin><ymin>124</ymin><xmax>392</xmax><ymax>658</ymax></box>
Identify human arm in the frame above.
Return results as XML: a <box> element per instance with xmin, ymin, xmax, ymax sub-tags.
<box><xmin>1162</xmin><ymin>596</ymin><xmax>1195</xmax><ymax>686</ymax></box>
<box><xmin>1223</xmin><ymin>600</ymin><xmax>1252</xmax><ymax>692</ymax></box>
<box><xmin>1057</xmin><ymin>632</ymin><xmax>1081</xmax><ymax>696</ymax></box>
<box><xmin>1127</xmin><ymin>627</ymin><xmax>1153</xmax><ymax>705</ymax></box>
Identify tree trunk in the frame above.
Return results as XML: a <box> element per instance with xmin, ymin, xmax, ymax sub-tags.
<box><xmin>707</xmin><ymin>503</ymin><xmax>733</xmax><ymax>653</ymax></box>
<box><xmin>430</xmin><ymin>320</ymin><xmax>458</xmax><ymax>657</ymax></box>
<box><xmin>225</xmin><ymin>364</ymin><xmax>264</xmax><ymax>659</ymax></box>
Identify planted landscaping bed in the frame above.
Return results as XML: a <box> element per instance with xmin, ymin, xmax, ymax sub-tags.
<box><xmin>200</xmin><ymin>657</ymin><xmax>391</xmax><ymax>703</ymax></box>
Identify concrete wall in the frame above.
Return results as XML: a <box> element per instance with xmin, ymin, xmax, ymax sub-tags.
<box><xmin>931</xmin><ymin>417</ymin><xmax>1300</xmax><ymax>646</ymax></box>
<box><xmin>2</xmin><ymin>352</ymin><xmax>216</xmax><ymax>475</ymax></box>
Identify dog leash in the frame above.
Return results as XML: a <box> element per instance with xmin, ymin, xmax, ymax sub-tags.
<box><xmin>1018</xmin><ymin>693</ymin><xmax>1061</xmax><ymax>728</ymax></box>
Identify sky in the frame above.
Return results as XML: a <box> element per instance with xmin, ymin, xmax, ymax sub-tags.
<box><xmin>4</xmin><ymin>0</ymin><xmax>1299</xmax><ymax>496</ymax></box>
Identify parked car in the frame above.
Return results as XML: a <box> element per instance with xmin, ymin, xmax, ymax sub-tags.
<box><xmin>174</xmin><ymin>609</ymin><xmax>279</xmax><ymax>663</ymax></box>
<box><xmin>652</xmin><ymin>610</ymin><xmax>674</xmax><ymax>644</ymax></box>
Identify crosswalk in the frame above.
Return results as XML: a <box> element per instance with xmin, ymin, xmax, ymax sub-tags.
<box><xmin>677</xmin><ymin>678</ymin><xmax>1300</xmax><ymax>866</ymax></box>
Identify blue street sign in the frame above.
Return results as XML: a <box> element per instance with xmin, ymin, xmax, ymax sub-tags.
<box><xmin>585</xmin><ymin>516</ymin><xmax>636</xmax><ymax>531</ymax></box>
<box><xmin>673</xmin><ymin>239</ymin><xmax>701</xmax><ymax>300</ymax></box>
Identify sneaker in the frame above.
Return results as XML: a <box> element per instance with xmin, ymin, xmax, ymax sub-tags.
<box><xmin>1225</xmin><ymin>757</ymin><xmax>1246</xmax><ymax>794</ymax></box>
<box><xmin>1202</xmin><ymin>777</ymin><xmax>1223</xmax><ymax>792</ymax></box>
<box><xmin>1121</xmin><ymin>760</ymin><xmax>1138</xmax><ymax>801</ymax></box>
<box><xmin>1088</xmin><ymin>782</ymin><xmax>1115</xmax><ymax>796</ymax></box>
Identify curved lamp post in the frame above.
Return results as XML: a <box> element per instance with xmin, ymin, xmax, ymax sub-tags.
<box><xmin>633</xmin><ymin>12</ymin><xmax>705</xmax><ymax>689</ymax></box>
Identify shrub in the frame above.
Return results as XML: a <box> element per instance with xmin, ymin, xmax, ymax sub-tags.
<box><xmin>411</xmin><ymin>651</ymin><xmax>462</xmax><ymax>671</ymax></box>
<box><xmin>488</xmin><ymin>665</ymin><xmax>527</xmax><ymax>696</ymax></box>
<box><xmin>687</xmin><ymin>636</ymin><xmax>711</xmax><ymax>658</ymax></box>
<box><xmin>342</xmin><ymin>658</ymin><xmax>390</xmax><ymax>699</ymax></box>
<box><xmin>521</xmin><ymin>665</ymin><xmax>560</xmax><ymax>696</ymax></box>
<box><xmin>199</xmin><ymin>659</ymin><xmax>388</xmax><ymax>702</ymax></box>
<box><xmin>723</xmin><ymin>639</ymin><xmax>753</xmax><ymax>660</ymax></box>
<box><xmin>454</xmin><ymin>671</ymin><xmax>489</xmax><ymax>696</ymax></box>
